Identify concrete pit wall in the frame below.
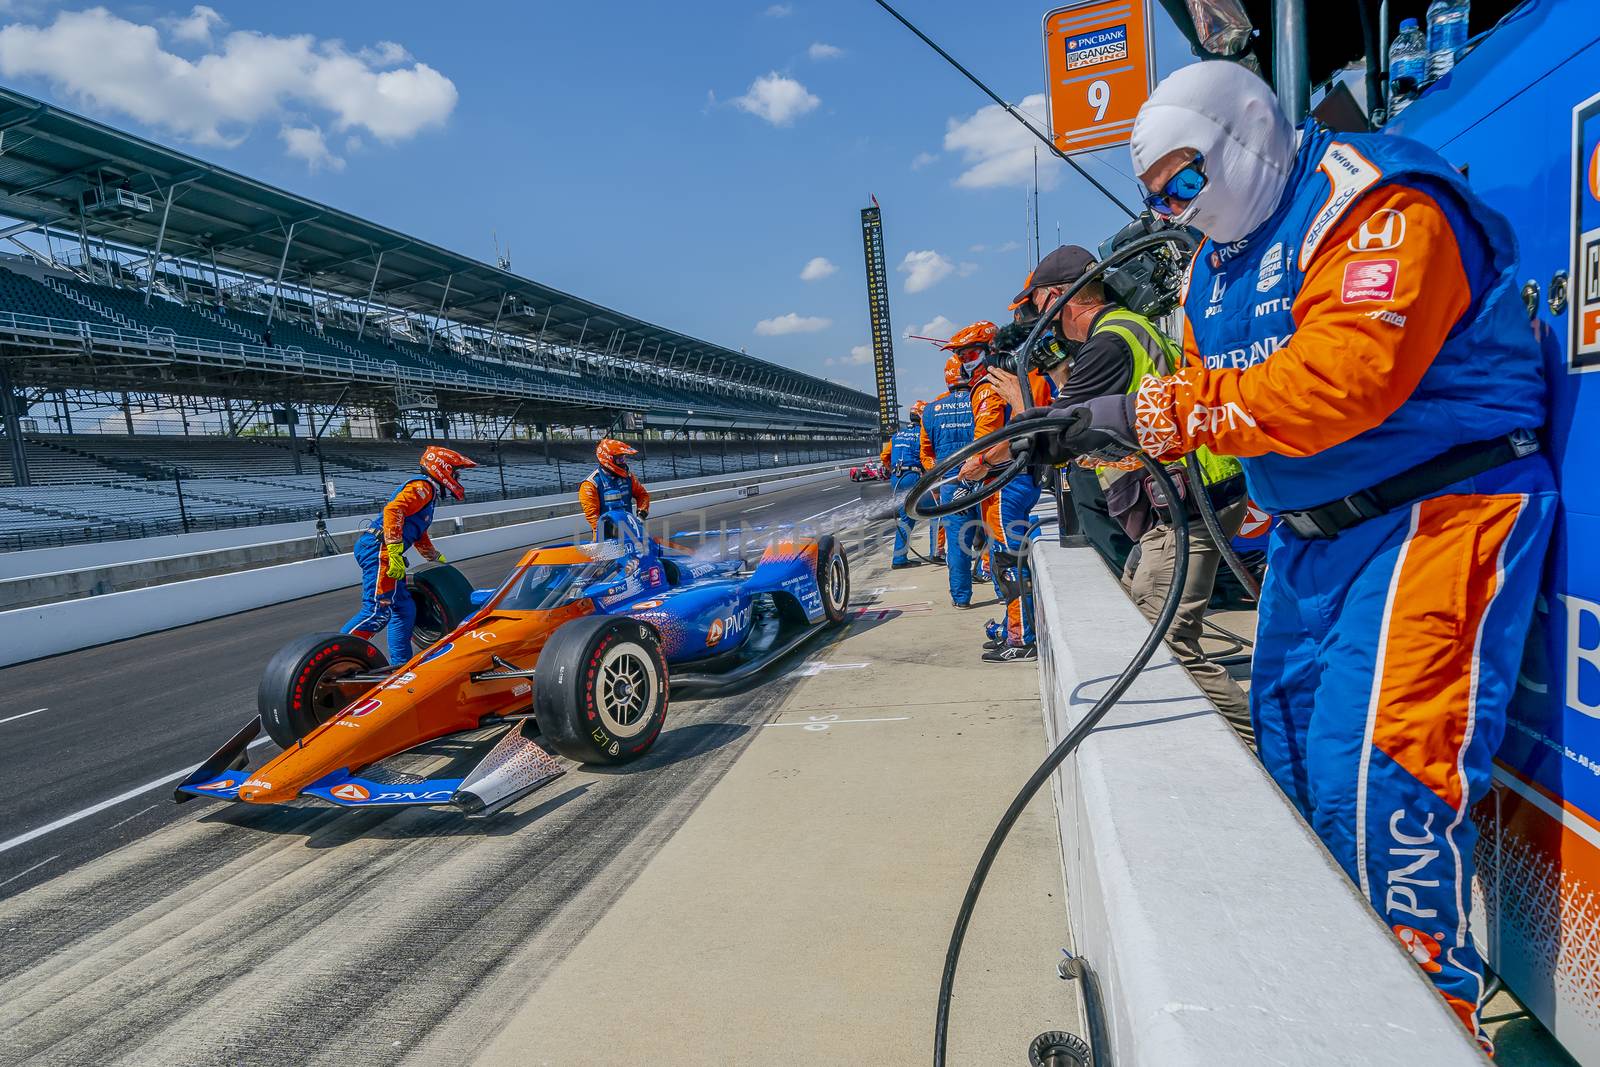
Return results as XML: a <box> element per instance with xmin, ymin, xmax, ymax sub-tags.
<box><xmin>1031</xmin><ymin>542</ymin><xmax>1483</xmax><ymax>1065</ymax></box>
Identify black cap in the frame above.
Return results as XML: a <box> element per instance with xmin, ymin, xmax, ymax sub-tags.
<box><xmin>1010</xmin><ymin>244</ymin><xmax>1095</xmax><ymax>307</ymax></box>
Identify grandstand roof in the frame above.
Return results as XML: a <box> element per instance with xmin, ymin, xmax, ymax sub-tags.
<box><xmin>0</xmin><ymin>85</ymin><xmax>871</xmax><ymax>412</ymax></box>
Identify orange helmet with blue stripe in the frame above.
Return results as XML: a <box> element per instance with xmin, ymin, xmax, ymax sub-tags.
<box><xmin>419</xmin><ymin>445</ymin><xmax>477</xmax><ymax>501</ymax></box>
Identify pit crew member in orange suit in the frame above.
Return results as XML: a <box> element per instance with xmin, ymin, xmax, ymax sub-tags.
<box><xmin>343</xmin><ymin>445</ymin><xmax>477</xmax><ymax>664</ymax></box>
<box><xmin>580</xmin><ymin>438</ymin><xmax>651</xmax><ymax>534</ymax></box>
<box><xmin>1035</xmin><ymin>61</ymin><xmax>1554</xmax><ymax>1045</ymax></box>
<box><xmin>957</xmin><ymin>321</ymin><xmax>1054</xmax><ymax>661</ymax></box>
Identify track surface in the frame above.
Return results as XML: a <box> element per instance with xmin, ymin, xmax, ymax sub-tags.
<box><xmin>0</xmin><ymin>476</ymin><xmax>890</xmax><ymax>1065</ymax></box>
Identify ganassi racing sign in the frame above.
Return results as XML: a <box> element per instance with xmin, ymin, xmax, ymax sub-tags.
<box><xmin>1572</xmin><ymin>90</ymin><xmax>1600</xmax><ymax>370</ymax></box>
<box><xmin>1042</xmin><ymin>0</ymin><xmax>1155</xmax><ymax>156</ymax></box>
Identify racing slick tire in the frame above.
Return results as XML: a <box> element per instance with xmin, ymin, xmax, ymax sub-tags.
<box><xmin>258</xmin><ymin>632</ymin><xmax>386</xmax><ymax>748</ymax></box>
<box><xmin>408</xmin><ymin>564</ymin><xmax>475</xmax><ymax>650</ymax></box>
<box><xmin>816</xmin><ymin>534</ymin><xmax>850</xmax><ymax>624</ymax></box>
<box><xmin>535</xmin><ymin>616</ymin><xmax>668</xmax><ymax>766</ymax></box>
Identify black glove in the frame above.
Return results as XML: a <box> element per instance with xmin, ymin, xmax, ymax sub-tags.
<box><xmin>1030</xmin><ymin>394</ymin><xmax>1140</xmax><ymax>466</ymax></box>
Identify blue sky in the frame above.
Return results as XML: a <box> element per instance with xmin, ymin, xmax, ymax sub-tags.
<box><xmin>0</xmin><ymin>0</ymin><xmax>1197</xmax><ymax>411</ymax></box>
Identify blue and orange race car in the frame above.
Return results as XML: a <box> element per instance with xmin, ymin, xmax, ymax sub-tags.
<box><xmin>176</xmin><ymin>511</ymin><xmax>851</xmax><ymax>817</ymax></box>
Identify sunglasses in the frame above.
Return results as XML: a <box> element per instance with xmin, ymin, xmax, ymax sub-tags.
<box><xmin>1143</xmin><ymin>153</ymin><xmax>1206</xmax><ymax>217</ymax></box>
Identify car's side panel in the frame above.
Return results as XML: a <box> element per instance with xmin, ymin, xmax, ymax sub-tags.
<box><xmin>744</xmin><ymin>540</ymin><xmax>826</xmax><ymax>623</ymax></box>
<box><xmin>627</xmin><ymin>580</ymin><xmax>754</xmax><ymax>662</ymax></box>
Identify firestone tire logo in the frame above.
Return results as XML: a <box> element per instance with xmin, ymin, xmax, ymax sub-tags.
<box><xmin>331</xmin><ymin>783</ymin><xmax>371</xmax><ymax>801</ymax></box>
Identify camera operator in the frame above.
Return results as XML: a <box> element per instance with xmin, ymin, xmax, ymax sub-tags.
<box><xmin>1014</xmin><ymin>245</ymin><xmax>1252</xmax><ymax>740</ymax></box>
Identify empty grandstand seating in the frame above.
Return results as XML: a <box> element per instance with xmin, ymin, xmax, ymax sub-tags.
<box><xmin>0</xmin><ymin>432</ymin><xmax>864</xmax><ymax>549</ymax></box>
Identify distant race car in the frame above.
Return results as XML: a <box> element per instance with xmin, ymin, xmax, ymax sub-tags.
<box><xmin>849</xmin><ymin>461</ymin><xmax>888</xmax><ymax>482</ymax></box>
<box><xmin>176</xmin><ymin>510</ymin><xmax>850</xmax><ymax>817</ymax></box>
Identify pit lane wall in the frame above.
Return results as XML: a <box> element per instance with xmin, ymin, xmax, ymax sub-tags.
<box><xmin>0</xmin><ymin>461</ymin><xmax>852</xmax><ymax>667</ymax></box>
<box><xmin>1032</xmin><ymin>542</ymin><xmax>1482</xmax><ymax>1064</ymax></box>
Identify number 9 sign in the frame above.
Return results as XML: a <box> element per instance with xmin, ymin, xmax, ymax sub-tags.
<box><xmin>1043</xmin><ymin>0</ymin><xmax>1156</xmax><ymax>157</ymax></box>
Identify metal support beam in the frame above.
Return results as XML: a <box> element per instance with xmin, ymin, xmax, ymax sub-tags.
<box><xmin>356</xmin><ymin>250</ymin><xmax>385</xmax><ymax>341</ymax></box>
<box><xmin>1273</xmin><ymin>0</ymin><xmax>1310</xmax><ymax>124</ymax></box>
<box><xmin>315</xmin><ymin>386</ymin><xmax>349</xmax><ymax>439</ymax></box>
<box><xmin>264</xmin><ymin>221</ymin><xmax>298</xmax><ymax>328</ymax></box>
<box><xmin>143</xmin><ymin>185</ymin><xmax>177</xmax><ymax>306</ymax></box>
<box><xmin>427</xmin><ymin>273</ymin><xmax>453</xmax><ymax>352</ymax></box>
<box><xmin>0</xmin><ymin>359</ymin><xmax>29</xmax><ymax>487</ymax></box>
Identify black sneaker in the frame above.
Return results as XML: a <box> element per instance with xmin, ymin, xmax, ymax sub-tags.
<box><xmin>982</xmin><ymin>642</ymin><xmax>1037</xmax><ymax>662</ymax></box>
<box><xmin>891</xmin><ymin>560</ymin><xmax>923</xmax><ymax>569</ymax></box>
<box><xmin>930</xmin><ymin>554</ymin><xmax>947</xmax><ymax>565</ymax></box>
<box><xmin>952</xmin><ymin>601</ymin><xmax>973</xmax><ymax>610</ymax></box>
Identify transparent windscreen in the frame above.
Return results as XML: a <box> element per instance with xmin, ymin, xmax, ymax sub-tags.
<box><xmin>491</xmin><ymin>559</ymin><xmax>621</xmax><ymax>611</ymax></box>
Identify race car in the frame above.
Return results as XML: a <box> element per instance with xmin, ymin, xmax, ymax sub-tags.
<box><xmin>175</xmin><ymin>510</ymin><xmax>850</xmax><ymax>817</ymax></box>
<box><xmin>849</xmin><ymin>461</ymin><xmax>887</xmax><ymax>482</ymax></box>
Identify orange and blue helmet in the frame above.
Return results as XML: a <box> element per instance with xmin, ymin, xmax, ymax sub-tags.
<box><xmin>909</xmin><ymin>399</ymin><xmax>928</xmax><ymax>423</ymax></box>
<box><xmin>942</xmin><ymin>321</ymin><xmax>995</xmax><ymax>386</ymax></box>
<box><xmin>419</xmin><ymin>445</ymin><xmax>477</xmax><ymax>501</ymax></box>
<box><xmin>597</xmin><ymin>437</ymin><xmax>639</xmax><ymax>476</ymax></box>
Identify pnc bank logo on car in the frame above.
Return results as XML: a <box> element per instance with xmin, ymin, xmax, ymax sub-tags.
<box><xmin>706</xmin><ymin>604</ymin><xmax>754</xmax><ymax>647</ymax></box>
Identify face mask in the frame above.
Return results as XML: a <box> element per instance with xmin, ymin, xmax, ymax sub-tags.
<box><xmin>1131</xmin><ymin>61</ymin><xmax>1296</xmax><ymax>244</ymax></box>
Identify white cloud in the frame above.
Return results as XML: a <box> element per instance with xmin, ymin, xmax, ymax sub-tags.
<box><xmin>969</xmin><ymin>243</ymin><xmax>987</xmax><ymax>253</ymax></box>
<box><xmin>898</xmin><ymin>249</ymin><xmax>955</xmax><ymax>293</ymax></box>
<box><xmin>0</xmin><ymin>8</ymin><xmax>458</xmax><ymax>151</ymax></box>
<box><xmin>281</xmin><ymin>124</ymin><xmax>344</xmax><ymax>171</ymax></box>
<box><xmin>167</xmin><ymin>5</ymin><xmax>222</xmax><ymax>45</ymax></box>
<box><xmin>957</xmin><ymin>261</ymin><xmax>979</xmax><ymax>278</ymax></box>
<box><xmin>994</xmin><ymin>239</ymin><xmax>1022</xmax><ymax>253</ymax></box>
<box><xmin>808</xmin><ymin>42</ymin><xmax>843</xmax><ymax>60</ymax></box>
<box><xmin>755</xmin><ymin>312</ymin><xmax>831</xmax><ymax>336</ymax></box>
<box><xmin>826</xmin><ymin>344</ymin><xmax>874</xmax><ymax>367</ymax></box>
<box><xmin>943</xmin><ymin>92</ymin><xmax>1062</xmax><ymax>190</ymax></box>
<box><xmin>911</xmin><ymin>151</ymin><xmax>938</xmax><ymax>170</ymax></box>
<box><xmin>903</xmin><ymin>315</ymin><xmax>958</xmax><ymax>342</ymax></box>
<box><xmin>799</xmin><ymin>256</ymin><xmax>837</xmax><ymax>282</ymax></box>
<box><xmin>732</xmin><ymin>71</ymin><xmax>819</xmax><ymax>126</ymax></box>
<box><xmin>764</xmin><ymin>3</ymin><xmax>793</xmax><ymax>16</ymax></box>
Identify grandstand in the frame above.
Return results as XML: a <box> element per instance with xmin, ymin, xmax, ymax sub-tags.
<box><xmin>0</xmin><ymin>85</ymin><xmax>877</xmax><ymax>548</ymax></box>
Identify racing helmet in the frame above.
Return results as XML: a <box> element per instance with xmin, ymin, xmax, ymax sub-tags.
<box><xmin>909</xmin><ymin>399</ymin><xmax>928</xmax><ymax>423</ymax></box>
<box><xmin>597</xmin><ymin>437</ymin><xmax>639</xmax><ymax>476</ymax></box>
<box><xmin>419</xmin><ymin>445</ymin><xmax>477</xmax><ymax>501</ymax></box>
<box><xmin>941</xmin><ymin>320</ymin><xmax>996</xmax><ymax>386</ymax></box>
<box><xmin>943</xmin><ymin>353</ymin><xmax>964</xmax><ymax>388</ymax></box>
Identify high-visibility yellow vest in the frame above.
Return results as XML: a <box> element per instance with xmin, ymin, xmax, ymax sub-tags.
<box><xmin>1092</xmin><ymin>308</ymin><xmax>1241</xmax><ymax>488</ymax></box>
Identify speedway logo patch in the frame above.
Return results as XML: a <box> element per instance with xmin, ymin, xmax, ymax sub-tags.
<box><xmin>1341</xmin><ymin>259</ymin><xmax>1398</xmax><ymax>303</ymax></box>
<box><xmin>1064</xmin><ymin>24</ymin><xmax>1127</xmax><ymax>69</ymax></box>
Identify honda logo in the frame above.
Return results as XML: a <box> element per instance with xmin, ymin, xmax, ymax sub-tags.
<box><xmin>1347</xmin><ymin>208</ymin><xmax>1407</xmax><ymax>252</ymax></box>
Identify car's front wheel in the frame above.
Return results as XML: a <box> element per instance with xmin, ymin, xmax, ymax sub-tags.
<box><xmin>815</xmin><ymin>534</ymin><xmax>850</xmax><ymax>624</ymax></box>
<box><xmin>258</xmin><ymin>632</ymin><xmax>386</xmax><ymax>748</ymax></box>
<box><xmin>535</xmin><ymin>616</ymin><xmax>668</xmax><ymax>766</ymax></box>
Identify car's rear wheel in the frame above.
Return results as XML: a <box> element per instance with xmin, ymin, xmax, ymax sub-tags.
<box><xmin>535</xmin><ymin>616</ymin><xmax>668</xmax><ymax>765</ymax></box>
<box><xmin>816</xmin><ymin>534</ymin><xmax>850</xmax><ymax>624</ymax></box>
<box><xmin>258</xmin><ymin>632</ymin><xmax>386</xmax><ymax>748</ymax></box>
<box><xmin>409</xmin><ymin>563</ymin><xmax>475</xmax><ymax>650</ymax></box>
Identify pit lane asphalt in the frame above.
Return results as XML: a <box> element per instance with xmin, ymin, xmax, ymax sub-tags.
<box><xmin>0</xmin><ymin>475</ymin><xmax>892</xmax><ymax>1062</ymax></box>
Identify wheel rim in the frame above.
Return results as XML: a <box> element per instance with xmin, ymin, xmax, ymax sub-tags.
<box><xmin>597</xmin><ymin>644</ymin><xmax>658</xmax><ymax>739</ymax></box>
<box><xmin>310</xmin><ymin>656</ymin><xmax>370</xmax><ymax>724</ymax></box>
<box><xmin>826</xmin><ymin>551</ymin><xmax>848</xmax><ymax>609</ymax></box>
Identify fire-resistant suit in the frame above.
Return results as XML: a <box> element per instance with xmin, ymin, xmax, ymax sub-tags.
<box><xmin>1129</xmin><ymin>69</ymin><xmax>1554</xmax><ymax>1041</ymax></box>
<box><xmin>971</xmin><ymin>369</ymin><xmax>1055</xmax><ymax>645</ymax></box>
<box><xmin>884</xmin><ymin>421</ymin><xmax>929</xmax><ymax>565</ymax></box>
<box><xmin>341</xmin><ymin>478</ymin><xmax>439</xmax><ymax>664</ymax></box>
<box><xmin>921</xmin><ymin>385</ymin><xmax>978</xmax><ymax>605</ymax></box>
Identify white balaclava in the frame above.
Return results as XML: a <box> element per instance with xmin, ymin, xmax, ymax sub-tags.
<box><xmin>1130</xmin><ymin>61</ymin><xmax>1297</xmax><ymax>244</ymax></box>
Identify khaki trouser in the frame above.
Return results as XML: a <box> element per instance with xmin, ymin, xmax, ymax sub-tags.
<box><xmin>1121</xmin><ymin>497</ymin><xmax>1254</xmax><ymax>745</ymax></box>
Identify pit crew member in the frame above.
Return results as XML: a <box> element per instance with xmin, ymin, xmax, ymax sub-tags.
<box><xmin>581</xmin><ymin>438</ymin><xmax>651</xmax><ymax>534</ymax></box>
<box><xmin>1015</xmin><ymin>245</ymin><xmax>1252</xmax><ymax>737</ymax></box>
<box><xmin>1040</xmin><ymin>61</ymin><xmax>1555</xmax><ymax>1043</ymax></box>
<box><xmin>884</xmin><ymin>401</ymin><xmax>932</xmax><ymax>568</ymax></box>
<box><xmin>343</xmin><ymin>445</ymin><xmax>477</xmax><ymax>664</ymax></box>
<box><xmin>921</xmin><ymin>353</ymin><xmax>980</xmax><ymax>607</ymax></box>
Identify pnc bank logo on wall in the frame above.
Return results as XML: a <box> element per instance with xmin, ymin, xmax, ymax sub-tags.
<box><xmin>1561</xmin><ymin>592</ymin><xmax>1600</xmax><ymax>717</ymax></box>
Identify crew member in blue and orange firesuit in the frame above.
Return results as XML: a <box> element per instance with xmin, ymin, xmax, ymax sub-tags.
<box><xmin>921</xmin><ymin>353</ymin><xmax>979</xmax><ymax>607</ymax></box>
<box><xmin>580</xmin><ymin>438</ymin><xmax>651</xmax><ymax>534</ymax></box>
<box><xmin>957</xmin><ymin>321</ymin><xmax>1054</xmax><ymax>662</ymax></box>
<box><xmin>882</xmin><ymin>400</ymin><xmax>932</xmax><ymax>568</ymax></box>
<box><xmin>343</xmin><ymin>445</ymin><xmax>477</xmax><ymax>664</ymax></box>
<box><xmin>1036</xmin><ymin>61</ymin><xmax>1554</xmax><ymax>1046</ymax></box>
